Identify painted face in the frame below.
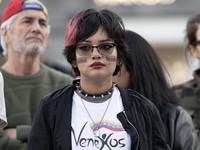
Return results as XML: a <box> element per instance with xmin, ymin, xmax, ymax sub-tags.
<box><xmin>5</xmin><ymin>10</ymin><xmax>49</xmax><ymax>56</ymax></box>
<box><xmin>75</xmin><ymin>27</ymin><xmax>118</xmax><ymax>80</ymax></box>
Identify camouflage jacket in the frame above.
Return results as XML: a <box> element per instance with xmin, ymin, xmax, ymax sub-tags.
<box><xmin>173</xmin><ymin>69</ymin><xmax>200</xmax><ymax>138</ymax></box>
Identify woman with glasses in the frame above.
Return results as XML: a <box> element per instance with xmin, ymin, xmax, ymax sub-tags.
<box><xmin>173</xmin><ymin>13</ymin><xmax>200</xmax><ymax>138</ymax></box>
<box><xmin>27</xmin><ymin>8</ymin><xmax>169</xmax><ymax>150</ymax></box>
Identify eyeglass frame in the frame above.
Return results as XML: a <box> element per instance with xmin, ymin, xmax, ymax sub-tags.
<box><xmin>75</xmin><ymin>43</ymin><xmax>116</xmax><ymax>56</ymax></box>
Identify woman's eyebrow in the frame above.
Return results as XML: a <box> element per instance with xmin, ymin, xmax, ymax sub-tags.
<box><xmin>82</xmin><ymin>39</ymin><xmax>113</xmax><ymax>43</ymax></box>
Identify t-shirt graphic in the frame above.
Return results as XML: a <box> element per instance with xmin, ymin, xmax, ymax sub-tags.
<box><xmin>71</xmin><ymin>87</ymin><xmax>131</xmax><ymax>149</ymax></box>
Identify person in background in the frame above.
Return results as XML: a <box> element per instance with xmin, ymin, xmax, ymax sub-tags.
<box><xmin>0</xmin><ymin>71</ymin><xmax>7</xmax><ymax>128</ymax></box>
<box><xmin>113</xmin><ymin>30</ymin><xmax>200</xmax><ymax>149</ymax></box>
<box><xmin>27</xmin><ymin>8</ymin><xmax>169</xmax><ymax>149</ymax></box>
<box><xmin>0</xmin><ymin>0</ymin><xmax>73</xmax><ymax>149</ymax></box>
<box><xmin>173</xmin><ymin>13</ymin><xmax>200</xmax><ymax>138</ymax></box>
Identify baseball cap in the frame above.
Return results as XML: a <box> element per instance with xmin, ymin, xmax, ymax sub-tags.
<box><xmin>1</xmin><ymin>0</ymin><xmax>48</xmax><ymax>24</ymax></box>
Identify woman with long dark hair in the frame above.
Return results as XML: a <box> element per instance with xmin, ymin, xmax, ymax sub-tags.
<box><xmin>114</xmin><ymin>30</ymin><xmax>200</xmax><ymax>149</ymax></box>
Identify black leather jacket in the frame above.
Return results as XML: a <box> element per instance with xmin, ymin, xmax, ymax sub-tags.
<box><xmin>28</xmin><ymin>84</ymin><xmax>169</xmax><ymax>150</ymax></box>
<box><xmin>163</xmin><ymin>103</ymin><xmax>200</xmax><ymax>150</ymax></box>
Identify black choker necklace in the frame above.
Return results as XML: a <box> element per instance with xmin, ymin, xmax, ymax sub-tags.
<box><xmin>75</xmin><ymin>80</ymin><xmax>115</xmax><ymax>100</ymax></box>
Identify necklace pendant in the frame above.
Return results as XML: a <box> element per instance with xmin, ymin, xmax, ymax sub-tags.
<box><xmin>94</xmin><ymin>130</ymin><xmax>100</xmax><ymax>137</ymax></box>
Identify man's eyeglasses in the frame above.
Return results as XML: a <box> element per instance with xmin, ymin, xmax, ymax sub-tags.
<box><xmin>76</xmin><ymin>43</ymin><xmax>116</xmax><ymax>56</ymax></box>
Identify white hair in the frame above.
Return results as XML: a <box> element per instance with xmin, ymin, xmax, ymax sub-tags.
<box><xmin>0</xmin><ymin>14</ymin><xmax>17</xmax><ymax>56</ymax></box>
<box><xmin>0</xmin><ymin>0</ymin><xmax>50</xmax><ymax>56</ymax></box>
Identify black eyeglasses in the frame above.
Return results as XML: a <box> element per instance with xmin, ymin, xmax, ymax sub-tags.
<box><xmin>76</xmin><ymin>43</ymin><xmax>116</xmax><ymax>56</ymax></box>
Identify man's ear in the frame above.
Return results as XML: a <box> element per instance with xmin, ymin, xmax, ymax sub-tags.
<box><xmin>1</xmin><ymin>28</ymin><xmax>9</xmax><ymax>43</ymax></box>
<box><xmin>189</xmin><ymin>45</ymin><xmax>199</xmax><ymax>57</ymax></box>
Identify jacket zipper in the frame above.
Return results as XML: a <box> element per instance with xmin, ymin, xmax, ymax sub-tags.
<box><xmin>123</xmin><ymin>111</ymin><xmax>140</xmax><ymax>150</ymax></box>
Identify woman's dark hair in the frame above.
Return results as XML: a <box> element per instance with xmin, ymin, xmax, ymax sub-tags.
<box><xmin>125</xmin><ymin>30</ymin><xmax>178</xmax><ymax>117</ymax></box>
<box><xmin>63</xmin><ymin>9</ymin><xmax>127</xmax><ymax>77</ymax></box>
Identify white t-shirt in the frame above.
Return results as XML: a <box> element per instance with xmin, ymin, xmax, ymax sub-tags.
<box><xmin>71</xmin><ymin>86</ymin><xmax>131</xmax><ymax>150</ymax></box>
<box><xmin>0</xmin><ymin>71</ymin><xmax>7</xmax><ymax>128</ymax></box>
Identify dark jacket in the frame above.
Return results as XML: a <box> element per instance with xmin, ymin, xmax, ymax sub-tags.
<box><xmin>27</xmin><ymin>84</ymin><xmax>169</xmax><ymax>150</ymax></box>
<box><xmin>163</xmin><ymin>103</ymin><xmax>200</xmax><ymax>150</ymax></box>
<box><xmin>173</xmin><ymin>69</ymin><xmax>200</xmax><ymax>138</ymax></box>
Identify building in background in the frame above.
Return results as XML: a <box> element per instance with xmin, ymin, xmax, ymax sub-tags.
<box><xmin>0</xmin><ymin>0</ymin><xmax>200</xmax><ymax>84</ymax></box>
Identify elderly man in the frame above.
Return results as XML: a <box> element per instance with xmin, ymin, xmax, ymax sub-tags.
<box><xmin>0</xmin><ymin>0</ymin><xmax>73</xmax><ymax>149</ymax></box>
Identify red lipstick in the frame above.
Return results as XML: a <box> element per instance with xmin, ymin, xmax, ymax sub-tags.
<box><xmin>90</xmin><ymin>62</ymin><xmax>105</xmax><ymax>68</ymax></box>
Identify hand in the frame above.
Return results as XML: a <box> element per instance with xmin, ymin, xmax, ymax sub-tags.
<box><xmin>4</xmin><ymin>128</ymin><xmax>17</xmax><ymax>139</ymax></box>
